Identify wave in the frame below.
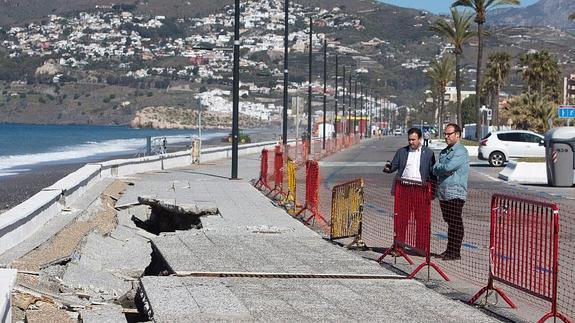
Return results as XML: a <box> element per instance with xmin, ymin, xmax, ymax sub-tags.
<box><xmin>0</xmin><ymin>133</ymin><xmax>226</xmax><ymax>177</ymax></box>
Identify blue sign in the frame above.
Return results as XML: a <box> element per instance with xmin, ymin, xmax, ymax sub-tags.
<box><xmin>558</xmin><ymin>106</ymin><xmax>575</xmax><ymax>118</ymax></box>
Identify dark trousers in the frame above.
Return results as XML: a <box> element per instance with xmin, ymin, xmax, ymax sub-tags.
<box><xmin>423</xmin><ymin>139</ymin><xmax>429</xmax><ymax>147</ymax></box>
<box><xmin>439</xmin><ymin>199</ymin><xmax>465</xmax><ymax>256</ymax></box>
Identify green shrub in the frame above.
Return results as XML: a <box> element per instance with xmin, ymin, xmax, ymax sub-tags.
<box><xmin>73</xmin><ymin>94</ymin><xmax>80</xmax><ymax>100</ymax></box>
<box><xmin>103</xmin><ymin>97</ymin><xmax>111</xmax><ymax>103</ymax></box>
<box><xmin>38</xmin><ymin>97</ymin><xmax>46</xmax><ymax>104</ymax></box>
<box><xmin>109</xmin><ymin>94</ymin><xmax>116</xmax><ymax>99</ymax></box>
<box><xmin>146</xmin><ymin>92</ymin><xmax>153</xmax><ymax>97</ymax></box>
<box><xmin>19</xmin><ymin>93</ymin><xmax>26</xmax><ymax>98</ymax></box>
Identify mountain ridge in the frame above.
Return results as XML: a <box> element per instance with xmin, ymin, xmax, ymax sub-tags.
<box><xmin>490</xmin><ymin>0</ymin><xmax>575</xmax><ymax>29</ymax></box>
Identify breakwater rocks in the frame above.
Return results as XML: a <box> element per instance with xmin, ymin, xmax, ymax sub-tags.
<box><xmin>130</xmin><ymin>106</ymin><xmax>268</xmax><ymax>129</ymax></box>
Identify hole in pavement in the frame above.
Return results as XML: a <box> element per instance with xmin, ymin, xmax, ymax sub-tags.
<box><xmin>133</xmin><ymin>196</ymin><xmax>219</xmax><ymax>235</ymax></box>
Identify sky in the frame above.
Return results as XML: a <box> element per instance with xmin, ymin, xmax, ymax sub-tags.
<box><xmin>377</xmin><ymin>0</ymin><xmax>540</xmax><ymax>15</ymax></box>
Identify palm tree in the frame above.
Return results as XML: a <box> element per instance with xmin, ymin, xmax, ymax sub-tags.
<box><xmin>509</xmin><ymin>93</ymin><xmax>556</xmax><ymax>132</ymax></box>
<box><xmin>427</xmin><ymin>56</ymin><xmax>455</xmax><ymax>129</ymax></box>
<box><xmin>430</xmin><ymin>8</ymin><xmax>475</xmax><ymax>127</ymax></box>
<box><xmin>519</xmin><ymin>50</ymin><xmax>561</xmax><ymax>99</ymax></box>
<box><xmin>485</xmin><ymin>52</ymin><xmax>511</xmax><ymax>129</ymax></box>
<box><xmin>452</xmin><ymin>0</ymin><xmax>520</xmax><ymax>140</ymax></box>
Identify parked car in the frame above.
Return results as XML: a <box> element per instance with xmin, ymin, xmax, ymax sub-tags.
<box><xmin>478</xmin><ymin>130</ymin><xmax>545</xmax><ymax>167</ymax></box>
<box><xmin>393</xmin><ymin>128</ymin><xmax>402</xmax><ymax>136</ymax></box>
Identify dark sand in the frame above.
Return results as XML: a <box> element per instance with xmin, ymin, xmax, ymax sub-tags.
<box><xmin>0</xmin><ymin>128</ymin><xmax>282</xmax><ymax>212</ymax></box>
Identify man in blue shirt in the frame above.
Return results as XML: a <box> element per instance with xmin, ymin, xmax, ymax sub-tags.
<box><xmin>432</xmin><ymin>123</ymin><xmax>469</xmax><ymax>261</ymax></box>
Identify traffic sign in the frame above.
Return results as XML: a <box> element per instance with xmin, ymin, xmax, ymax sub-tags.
<box><xmin>558</xmin><ymin>105</ymin><xmax>575</xmax><ymax>118</ymax></box>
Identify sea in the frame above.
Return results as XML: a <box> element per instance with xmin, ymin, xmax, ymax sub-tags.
<box><xmin>0</xmin><ymin>123</ymin><xmax>228</xmax><ymax>178</ymax></box>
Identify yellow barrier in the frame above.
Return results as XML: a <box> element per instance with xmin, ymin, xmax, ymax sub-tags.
<box><xmin>285</xmin><ymin>158</ymin><xmax>299</xmax><ymax>214</ymax></box>
<box><xmin>330</xmin><ymin>178</ymin><xmax>364</xmax><ymax>247</ymax></box>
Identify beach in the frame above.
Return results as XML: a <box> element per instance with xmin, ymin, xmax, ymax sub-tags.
<box><xmin>0</xmin><ymin>127</ymin><xmax>282</xmax><ymax>212</ymax></box>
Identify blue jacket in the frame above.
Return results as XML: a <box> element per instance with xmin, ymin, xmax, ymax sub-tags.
<box><xmin>386</xmin><ymin>145</ymin><xmax>436</xmax><ymax>195</ymax></box>
<box><xmin>433</xmin><ymin>142</ymin><xmax>469</xmax><ymax>201</ymax></box>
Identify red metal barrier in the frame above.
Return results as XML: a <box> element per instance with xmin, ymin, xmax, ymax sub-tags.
<box><xmin>377</xmin><ymin>179</ymin><xmax>449</xmax><ymax>281</ymax></box>
<box><xmin>295</xmin><ymin>160</ymin><xmax>329</xmax><ymax>226</ymax></box>
<box><xmin>469</xmin><ymin>194</ymin><xmax>570</xmax><ymax>323</ymax></box>
<box><xmin>267</xmin><ymin>145</ymin><xmax>286</xmax><ymax>199</ymax></box>
<box><xmin>254</xmin><ymin>149</ymin><xmax>272</xmax><ymax>191</ymax></box>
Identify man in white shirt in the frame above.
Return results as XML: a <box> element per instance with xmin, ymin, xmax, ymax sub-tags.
<box><xmin>383</xmin><ymin>128</ymin><xmax>436</xmax><ymax>251</ymax></box>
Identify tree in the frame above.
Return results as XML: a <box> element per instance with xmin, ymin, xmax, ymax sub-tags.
<box><xmin>427</xmin><ymin>56</ymin><xmax>455</xmax><ymax>129</ymax></box>
<box><xmin>507</xmin><ymin>93</ymin><xmax>556</xmax><ymax>133</ymax></box>
<box><xmin>569</xmin><ymin>13</ymin><xmax>575</xmax><ymax>20</ymax></box>
<box><xmin>430</xmin><ymin>8</ymin><xmax>475</xmax><ymax>127</ymax></box>
<box><xmin>519</xmin><ymin>50</ymin><xmax>561</xmax><ymax>100</ymax></box>
<box><xmin>452</xmin><ymin>0</ymin><xmax>520</xmax><ymax>140</ymax></box>
<box><xmin>484</xmin><ymin>52</ymin><xmax>511</xmax><ymax>129</ymax></box>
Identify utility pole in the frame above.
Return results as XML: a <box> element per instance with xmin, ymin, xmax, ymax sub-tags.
<box><xmin>322</xmin><ymin>38</ymin><xmax>327</xmax><ymax>149</ymax></box>
<box><xmin>307</xmin><ymin>17</ymin><xmax>312</xmax><ymax>154</ymax></box>
<box><xmin>231</xmin><ymin>0</ymin><xmax>240</xmax><ymax>179</ymax></box>
<box><xmin>334</xmin><ymin>54</ymin><xmax>339</xmax><ymax>138</ymax></box>
<box><xmin>282</xmin><ymin>0</ymin><xmax>289</xmax><ymax>146</ymax></box>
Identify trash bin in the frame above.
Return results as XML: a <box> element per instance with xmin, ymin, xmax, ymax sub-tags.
<box><xmin>544</xmin><ymin>127</ymin><xmax>575</xmax><ymax>187</ymax></box>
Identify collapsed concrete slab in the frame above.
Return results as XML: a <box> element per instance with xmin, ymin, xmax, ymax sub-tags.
<box><xmin>61</xmin><ymin>232</ymin><xmax>150</xmax><ymax>301</ymax></box>
<box><xmin>79</xmin><ymin>304</ymin><xmax>126</xmax><ymax>323</ymax></box>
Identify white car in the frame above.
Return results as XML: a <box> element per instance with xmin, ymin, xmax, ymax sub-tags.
<box><xmin>478</xmin><ymin>130</ymin><xmax>545</xmax><ymax>167</ymax></box>
<box><xmin>394</xmin><ymin>128</ymin><xmax>402</xmax><ymax>136</ymax></box>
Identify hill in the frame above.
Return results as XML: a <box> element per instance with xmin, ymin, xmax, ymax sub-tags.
<box><xmin>490</xmin><ymin>0</ymin><xmax>575</xmax><ymax>30</ymax></box>
<box><xmin>0</xmin><ymin>0</ymin><xmax>230</xmax><ymax>26</ymax></box>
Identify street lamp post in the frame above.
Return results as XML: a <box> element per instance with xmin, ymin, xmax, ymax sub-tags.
<box><xmin>282</xmin><ymin>0</ymin><xmax>289</xmax><ymax>146</ymax></box>
<box><xmin>334</xmin><ymin>54</ymin><xmax>338</xmax><ymax>138</ymax></box>
<box><xmin>360</xmin><ymin>82</ymin><xmax>363</xmax><ymax>139</ymax></box>
<box><xmin>307</xmin><ymin>17</ymin><xmax>312</xmax><ymax>154</ymax></box>
<box><xmin>231</xmin><ymin>0</ymin><xmax>240</xmax><ymax>179</ymax></box>
<box><xmin>368</xmin><ymin>89</ymin><xmax>373</xmax><ymax>138</ymax></box>
<box><xmin>378</xmin><ymin>97</ymin><xmax>381</xmax><ymax>133</ymax></box>
<box><xmin>322</xmin><ymin>38</ymin><xmax>327</xmax><ymax>149</ymax></box>
<box><xmin>354</xmin><ymin>79</ymin><xmax>358</xmax><ymax>134</ymax></box>
<box><xmin>348</xmin><ymin>68</ymin><xmax>352</xmax><ymax>135</ymax></box>
<box><xmin>341</xmin><ymin>64</ymin><xmax>345</xmax><ymax>135</ymax></box>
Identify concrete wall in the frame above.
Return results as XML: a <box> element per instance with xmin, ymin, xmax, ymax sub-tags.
<box><xmin>0</xmin><ymin>269</ymin><xmax>17</xmax><ymax>323</ymax></box>
<box><xmin>0</xmin><ymin>140</ymin><xmax>281</xmax><ymax>258</ymax></box>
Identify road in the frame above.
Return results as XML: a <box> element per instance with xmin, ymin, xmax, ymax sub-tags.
<box><xmin>310</xmin><ymin>135</ymin><xmax>575</xmax><ymax>322</ymax></box>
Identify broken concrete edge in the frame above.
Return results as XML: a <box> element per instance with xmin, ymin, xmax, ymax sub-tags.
<box><xmin>0</xmin><ymin>269</ymin><xmax>17</xmax><ymax>323</ymax></box>
<box><xmin>0</xmin><ymin>140</ymin><xmax>281</xmax><ymax>263</ymax></box>
<box><xmin>138</xmin><ymin>196</ymin><xmax>219</xmax><ymax>216</ymax></box>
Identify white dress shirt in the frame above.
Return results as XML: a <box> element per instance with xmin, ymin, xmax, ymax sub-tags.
<box><xmin>402</xmin><ymin>147</ymin><xmax>422</xmax><ymax>181</ymax></box>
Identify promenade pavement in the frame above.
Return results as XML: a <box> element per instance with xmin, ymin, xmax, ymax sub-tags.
<box><xmin>117</xmin><ymin>153</ymin><xmax>500</xmax><ymax>322</ymax></box>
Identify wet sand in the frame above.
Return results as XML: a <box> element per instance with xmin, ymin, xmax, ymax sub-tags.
<box><xmin>0</xmin><ymin>128</ymin><xmax>281</xmax><ymax>212</ymax></box>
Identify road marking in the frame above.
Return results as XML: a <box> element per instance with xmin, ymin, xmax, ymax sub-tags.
<box><xmin>319</xmin><ymin>161</ymin><xmax>386</xmax><ymax>167</ymax></box>
<box><xmin>470</xmin><ymin>168</ymin><xmax>500</xmax><ymax>182</ymax></box>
